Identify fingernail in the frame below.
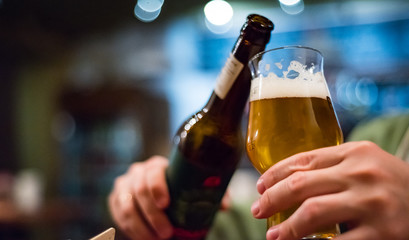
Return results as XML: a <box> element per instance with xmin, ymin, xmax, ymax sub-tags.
<box><xmin>257</xmin><ymin>178</ymin><xmax>266</xmax><ymax>193</ymax></box>
<box><xmin>251</xmin><ymin>200</ymin><xmax>260</xmax><ymax>216</ymax></box>
<box><xmin>267</xmin><ymin>227</ymin><xmax>279</xmax><ymax>240</ymax></box>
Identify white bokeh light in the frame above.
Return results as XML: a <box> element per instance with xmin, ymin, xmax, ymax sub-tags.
<box><xmin>204</xmin><ymin>0</ymin><xmax>234</xmax><ymax>26</ymax></box>
<box><xmin>134</xmin><ymin>0</ymin><xmax>164</xmax><ymax>22</ymax></box>
<box><xmin>279</xmin><ymin>0</ymin><xmax>304</xmax><ymax>15</ymax></box>
<box><xmin>279</xmin><ymin>0</ymin><xmax>301</xmax><ymax>6</ymax></box>
<box><xmin>137</xmin><ymin>0</ymin><xmax>164</xmax><ymax>12</ymax></box>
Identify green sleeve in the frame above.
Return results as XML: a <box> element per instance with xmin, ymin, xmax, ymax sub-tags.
<box><xmin>347</xmin><ymin>113</ymin><xmax>409</xmax><ymax>155</ymax></box>
<box><xmin>207</xmin><ymin>202</ymin><xmax>266</xmax><ymax>240</ymax></box>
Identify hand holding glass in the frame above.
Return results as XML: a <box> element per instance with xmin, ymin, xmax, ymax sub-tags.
<box><xmin>246</xmin><ymin>46</ymin><xmax>343</xmax><ymax>239</ymax></box>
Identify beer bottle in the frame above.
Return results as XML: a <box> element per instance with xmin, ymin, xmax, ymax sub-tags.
<box><xmin>166</xmin><ymin>14</ymin><xmax>274</xmax><ymax>240</ymax></box>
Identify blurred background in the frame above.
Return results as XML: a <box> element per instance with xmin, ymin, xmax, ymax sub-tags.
<box><xmin>0</xmin><ymin>0</ymin><xmax>409</xmax><ymax>239</ymax></box>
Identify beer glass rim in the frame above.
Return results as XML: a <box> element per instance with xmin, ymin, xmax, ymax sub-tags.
<box><xmin>249</xmin><ymin>45</ymin><xmax>323</xmax><ymax>63</ymax></box>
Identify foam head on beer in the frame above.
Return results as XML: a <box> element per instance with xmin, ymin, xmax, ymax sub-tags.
<box><xmin>250</xmin><ymin>60</ymin><xmax>329</xmax><ymax>102</ymax></box>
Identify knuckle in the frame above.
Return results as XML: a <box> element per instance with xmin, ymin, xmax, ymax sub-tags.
<box><xmin>360</xmin><ymin>189</ymin><xmax>390</xmax><ymax>212</ymax></box>
<box><xmin>293</xmin><ymin>152</ymin><xmax>315</xmax><ymax>170</ymax></box>
<box><xmin>287</xmin><ymin>225</ymin><xmax>301</xmax><ymax>240</ymax></box>
<box><xmin>280</xmin><ymin>222</ymin><xmax>302</xmax><ymax>240</ymax></box>
<box><xmin>129</xmin><ymin>162</ymin><xmax>143</xmax><ymax>174</ymax></box>
<box><xmin>113</xmin><ymin>176</ymin><xmax>125</xmax><ymax>188</ymax></box>
<box><xmin>121</xmin><ymin>200</ymin><xmax>136</xmax><ymax>218</ymax></box>
<box><xmin>113</xmin><ymin>176</ymin><xmax>129</xmax><ymax>193</ymax></box>
<box><xmin>354</xmin><ymin>141</ymin><xmax>379</xmax><ymax>153</ymax></box>
<box><xmin>269</xmin><ymin>170</ymin><xmax>280</xmax><ymax>184</ymax></box>
<box><xmin>149</xmin><ymin>155</ymin><xmax>168</xmax><ymax>165</ymax></box>
<box><xmin>287</xmin><ymin>171</ymin><xmax>306</xmax><ymax>194</ymax></box>
<box><xmin>146</xmin><ymin>158</ymin><xmax>159</xmax><ymax>168</ymax></box>
<box><xmin>299</xmin><ymin>199</ymin><xmax>321</xmax><ymax>223</ymax></box>
<box><xmin>134</xmin><ymin>182</ymin><xmax>148</xmax><ymax>196</ymax></box>
<box><xmin>262</xmin><ymin>167</ymin><xmax>281</xmax><ymax>187</ymax></box>
<box><xmin>260</xmin><ymin>191</ymin><xmax>275</xmax><ymax>213</ymax></box>
<box><xmin>348</xmin><ymin>162</ymin><xmax>386</xmax><ymax>183</ymax></box>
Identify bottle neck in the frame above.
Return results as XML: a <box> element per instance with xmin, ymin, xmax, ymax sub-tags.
<box><xmin>203</xmin><ymin>38</ymin><xmax>267</xmax><ymax>132</ymax></box>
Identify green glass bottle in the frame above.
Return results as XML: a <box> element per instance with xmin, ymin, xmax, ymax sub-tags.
<box><xmin>166</xmin><ymin>14</ymin><xmax>274</xmax><ymax>240</ymax></box>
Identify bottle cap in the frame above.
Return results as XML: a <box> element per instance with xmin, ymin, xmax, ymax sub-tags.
<box><xmin>241</xmin><ymin>14</ymin><xmax>274</xmax><ymax>45</ymax></box>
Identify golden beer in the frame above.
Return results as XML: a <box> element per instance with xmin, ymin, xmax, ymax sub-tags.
<box><xmin>247</xmin><ymin>96</ymin><xmax>343</xmax><ymax>174</ymax></box>
<box><xmin>246</xmin><ymin>46</ymin><xmax>343</xmax><ymax>239</ymax></box>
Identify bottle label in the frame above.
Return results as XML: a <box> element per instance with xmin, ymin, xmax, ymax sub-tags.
<box><xmin>166</xmin><ymin>146</ymin><xmax>236</xmax><ymax>239</ymax></box>
<box><xmin>214</xmin><ymin>53</ymin><xmax>244</xmax><ymax>99</ymax></box>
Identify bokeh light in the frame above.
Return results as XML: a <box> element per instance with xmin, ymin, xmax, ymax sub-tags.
<box><xmin>204</xmin><ymin>0</ymin><xmax>233</xmax><ymax>26</ymax></box>
<box><xmin>204</xmin><ymin>0</ymin><xmax>234</xmax><ymax>34</ymax></box>
<box><xmin>279</xmin><ymin>0</ymin><xmax>304</xmax><ymax>15</ymax></box>
<box><xmin>134</xmin><ymin>0</ymin><xmax>164</xmax><ymax>22</ymax></box>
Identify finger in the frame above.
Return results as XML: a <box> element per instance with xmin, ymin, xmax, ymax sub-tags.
<box><xmin>334</xmin><ymin>225</ymin><xmax>378</xmax><ymax>240</ymax></box>
<box><xmin>145</xmin><ymin>156</ymin><xmax>170</xmax><ymax>209</ymax></box>
<box><xmin>120</xmin><ymin>215</ymin><xmax>159</xmax><ymax>240</ymax></box>
<box><xmin>109</xmin><ymin>178</ymin><xmax>158</xmax><ymax>240</ymax></box>
<box><xmin>132</xmin><ymin>163</ymin><xmax>173</xmax><ymax>239</ymax></box>
<box><xmin>258</xmin><ymin>144</ymin><xmax>347</xmax><ymax>194</ymax></box>
<box><xmin>253</xmin><ymin>168</ymin><xmax>346</xmax><ymax>219</ymax></box>
<box><xmin>273</xmin><ymin>193</ymin><xmax>357</xmax><ymax>240</ymax></box>
<box><xmin>108</xmin><ymin>175</ymin><xmax>132</xmax><ymax>225</ymax></box>
<box><xmin>118</xmin><ymin>196</ymin><xmax>159</xmax><ymax>240</ymax></box>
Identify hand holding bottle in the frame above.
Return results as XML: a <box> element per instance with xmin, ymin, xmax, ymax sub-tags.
<box><xmin>252</xmin><ymin>141</ymin><xmax>409</xmax><ymax>240</ymax></box>
<box><xmin>108</xmin><ymin>156</ymin><xmax>232</xmax><ymax>240</ymax></box>
<box><xmin>108</xmin><ymin>156</ymin><xmax>173</xmax><ymax>240</ymax></box>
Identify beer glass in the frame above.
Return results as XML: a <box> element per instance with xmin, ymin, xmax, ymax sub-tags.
<box><xmin>246</xmin><ymin>46</ymin><xmax>343</xmax><ymax>239</ymax></box>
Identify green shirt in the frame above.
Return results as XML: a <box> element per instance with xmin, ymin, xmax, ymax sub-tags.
<box><xmin>348</xmin><ymin>113</ymin><xmax>409</xmax><ymax>155</ymax></box>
